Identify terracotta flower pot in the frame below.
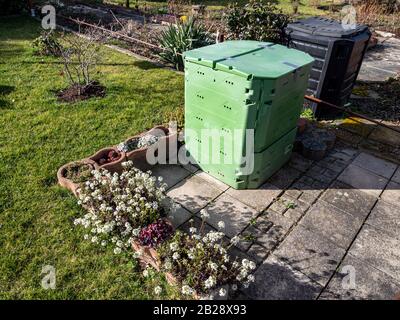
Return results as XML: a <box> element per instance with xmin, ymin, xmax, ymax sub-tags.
<box><xmin>297</xmin><ymin>118</ymin><xmax>308</xmax><ymax>134</ymax></box>
<box><xmin>57</xmin><ymin>159</ymin><xmax>97</xmax><ymax>196</ymax></box>
<box><xmin>89</xmin><ymin>147</ymin><xmax>126</xmax><ymax>174</ymax></box>
<box><xmin>123</xmin><ymin>125</ymin><xmax>178</xmax><ymax>170</ymax></box>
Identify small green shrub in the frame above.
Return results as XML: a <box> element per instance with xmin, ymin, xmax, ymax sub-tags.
<box><xmin>157</xmin><ymin>17</ymin><xmax>213</xmax><ymax>71</ymax></box>
<box><xmin>32</xmin><ymin>30</ymin><xmax>62</xmax><ymax>57</ymax></box>
<box><xmin>301</xmin><ymin>107</ymin><xmax>315</xmax><ymax>121</ymax></box>
<box><xmin>226</xmin><ymin>0</ymin><xmax>291</xmax><ymax>44</ymax></box>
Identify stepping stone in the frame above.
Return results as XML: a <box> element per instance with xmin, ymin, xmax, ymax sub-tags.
<box><xmin>245</xmin><ymin>255</ymin><xmax>323</xmax><ymax>300</ymax></box>
<box><xmin>380</xmin><ymin>181</ymin><xmax>400</xmax><ymax>207</ymax></box>
<box><xmin>151</xmin><ymin>164</ymin><xmax>191</xmax><ymax>190</ymax></box>
<box><xmin>299</xmin><ymin>202</ymin><xmax>364</xmax><ymax>249</ymax></box>
<box><xmin>201</xmin><ymin>193</ymin><xmax>258</xmax><ymax>238</ymax></box>
<box><xmin>367</xmin><ymin>200</ymin><xmax>400</xmax><ymax>240</ymax></box>
<box><xmin>320</xmin><ymin>254</ymin><xmax>400</xmax><ymax>300</ymax></box>
<box><xmin>352</xmin><ymin>152</ymin><xmax>397</xmax><ymax>179</ymax></box>
<box><xmin>274</xmin><ymin>226</ymin><xmax>346</xmax><ymax>287</ymax></box>
<box><xmin>226</xmin><ymin>182</ymin><xmax>281</xmax><ymax>212</ymax></box>
<box><xmin>338</xmin><ymin>164</ymin><xmax>388</xmax><ymax>197</ymax></box>
<box><xmin>349</xmin><ymin>224</ymin><xmax>400</xmax><ymax>281</ymax></box>
<box><xmin>167</xmin><ymin>174</ymin><xmax>223</xmax><ymax>213</ymax></box>
<box><xmin>320</xmin><ymin>181</ymin><xmax>376</xmax><ymax>219</ymax></box>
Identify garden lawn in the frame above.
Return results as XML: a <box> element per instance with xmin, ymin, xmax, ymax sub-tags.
<box><xmin>0</xmin><ymin>16</ymin><xmax>184</xmax><ymax>299</ymax></box>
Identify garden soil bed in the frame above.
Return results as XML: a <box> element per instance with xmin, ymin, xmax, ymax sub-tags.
<box><xmin>57</xmin><ymin>81</ymin><xmax>106</xmax><ymax>103</ymax></box>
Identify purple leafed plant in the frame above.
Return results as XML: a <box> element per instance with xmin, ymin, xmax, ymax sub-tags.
<box><xmin>138</xmin><ymin>219</ymin><xmax>173</xmax><ymax>248</ymax></box>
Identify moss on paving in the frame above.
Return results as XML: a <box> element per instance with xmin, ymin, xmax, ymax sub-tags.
<box><xmin>0</xmin><ymin>16</ymin><xmax>184</xmax><ymax>299</ymax></box>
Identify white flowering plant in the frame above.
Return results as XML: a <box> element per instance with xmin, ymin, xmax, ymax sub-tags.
<box><xmin>117</xmin><ymin>133</ymin><xmax>161</xmax><ymax>153</ymax></box>
<box><xmin>74</xmin><ymin>161</ymin><xmax>167</xmax><ymax>254</ymax></box>
<box><xmin>157</xmin><ymin>213</ymin><xmax>256</xmax><ymax>297</ymax></box>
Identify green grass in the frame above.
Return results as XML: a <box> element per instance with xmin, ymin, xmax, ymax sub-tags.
<box><xmin>0</xmin><ymin>16</ymin><xmax>184</xmax><ymax>299</ymax></box>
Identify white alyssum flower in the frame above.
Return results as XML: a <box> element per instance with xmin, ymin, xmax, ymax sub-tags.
<box><xmin>204</xmin><ymin>276</ymin><xmax>216</xmax><ymax>289</ymax></box>
<box><xmin>113</xmin><ymin>247</ymin><xmax>122</xmax><ymax>254</ymax></box>
<box><xmin>189</xmin><ymin>227</ymin><xmax>197</xmax><ymax>234</ymax></box>
<box><xmin>208</xmin><ymin>262</ymin><xmax>218</xmax><ymax>271</ymax></box>
<box><xmin>230</xmin><ymin>235</ymin><xmax>240</xmax><ymax>245</ymax></box>
<box><xmin>217</xmin><ymin>221</ymin><xmax>225</xmax><ymax>229</ymax></box>
<box><xmin>169</xmin><ymin>242</ymin><xmax>179</xmax><ymax>251</ymax></box>
<box><xmin>200</xmin><ymin>209</ymin><xmax>210</xmax><ymax>219</ymax></box>
<box><xmin>181</xmin><ymin>285</ymin><xmax>193</xmax><ymax>295</ymax></box>
<box><xmin>154</xmin><ymin>286</ymin><xmax>162</xmax><ymax>295</ymax></box>
<box><xmin>219</xmin><ymin>288</ymin><xmax>227</xmax><ymax>297</ymax></box>
<box><xmin>172</xmin><ymin>252</ymin><xmax>180</xmax><ymax>260</ymax></box>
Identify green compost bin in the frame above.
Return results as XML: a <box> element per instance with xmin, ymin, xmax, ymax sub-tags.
<box><xmin>183</xmin><ymin>40</ymin><xmax>314</xmax><ymax>189</ymax></box>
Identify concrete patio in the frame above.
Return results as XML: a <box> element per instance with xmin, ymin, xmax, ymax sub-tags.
<box><xmin>152</xmin><ymin>143</ymin><xmax>400</xmax><ymax>300</ymax></box>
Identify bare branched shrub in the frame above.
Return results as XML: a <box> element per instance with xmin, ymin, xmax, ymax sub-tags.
<box><xmin>167</xmin><ymin>0</ymin><xmax>191</xmax><ymax>16</ymax></box>
<box><xmin>59</xmin><ymin>28</ymin><xmax>106</xmax><ymax>87</ymax></box>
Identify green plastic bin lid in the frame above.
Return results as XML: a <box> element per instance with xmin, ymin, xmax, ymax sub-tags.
<box><xmin>184</xmin><ymin>40</ymin><xmax>314</xmax><ymax>79</ymax></box>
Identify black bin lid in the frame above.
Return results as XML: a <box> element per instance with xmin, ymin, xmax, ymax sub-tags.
<box><xmin>286</xmin><ymin>17</ymin><xmax>369</xmax><ymax>38</ymax></box>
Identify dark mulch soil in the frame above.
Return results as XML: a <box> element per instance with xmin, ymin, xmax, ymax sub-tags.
<box><xmin>350</xmin><ymin>76</ymin><xmax>400</xmax><ymax>125</ymax></box>
<box><xmin>57</xmin><ymin>81</ymin><xmax>106</xmax><ymax>102</ymax></box>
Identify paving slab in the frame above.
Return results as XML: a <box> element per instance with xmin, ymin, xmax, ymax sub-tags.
<box><xmin>226</xmin><ymin>182</ymin><xmax>281</xmax><ymax>212</ymax></box>
<box><xmin>352</xmin><ymin>152</ymin><xmax>397</xmax><ymax>179</ymax></box>
<box><xmin>320</xmin><ymin>254</ymin><xmax>400</xmax><ymax>300</ymax></box>
<box><xmin>201</xmin><ymin>193</ymin><xmax>258</xmax><ymax>238</ymax></box>
<box><xmin>367</xmin><ymin>200</ymin><xmax>400</xmax><ymax>240</ymax></box>
<box><xmin>247</xmin><ymin>243</ymin><xmax>269</xmax><ymax>264</ymax></box>
<box><xmin>242</xmin><ymin>224</ymin><xmax>286</xmax><ymax>252</ymax></box>
<box><xmin>195</xmin><ymin>171</ymin><xmax>230</xmax><ymax>192</ymax></box>
<box><xmin>267</xmin><ymin>165</ymin><xmax>302</xmax><ymax>189</ymax></box>
<box><xmin>288</xmin><ymin>152</ymin><xmax>314</xmax><ymax>172</ymax></box>
<box><xmin>329</xmin><ymin>147</ymin><xmax>359</xmax><ymax>162</ymax></box>
<box><xmin>349</xmin><ymin>224</ymin><xmax>400</xmax><ymax>281</ymax></box>
<box><xmin>299</xmin><ymin>202</ymin><xmax>363</xmax><ymax>249</ymax></box>
<box><xmin>274</xmin><ymin>226</ymin><xmax>346</xmax><ymax>287</ymax></box>
<box><xmin>166</xmin><ymin>174</ymin><xmax>223</xmax><ymax>213</ymax></box>
<box><xmin>337</xmin><ymin>164</ymin><xmax>388</xmax><ymax>197</ymax></box>
<box><xmin>392</xmin><ymin>167</ymin><xmax>400</xmax><ymax>184</ymax></box>
<box><xmin>245</xmin><ymin>255</ymin><xmax>323</xmax><ymax>300</ymax></box>
<box><xmin>368</xmin><ymin>125</ymin><xmax>400</xmax><ymax>147</ymax></box>
<box><xmin>359</xmin><ymin>139</ymin><xmax>400</xmax><ymax>165</ymax></box>
<box><xmin>320</xmin><ymin>181</ymin><xmax>376</xmax><ymax>219</ymax></box>
<box><xmin>315</xmin><ymin>155</ymin><xmax>348</xmax><ymax>173</ymax></box>
<box><xmin>306</xmin><ymin>164</ymin><xmax>339</xmax><ymax>185</ymax></box>
<box><xmin>183</xmin><ymin>163</ymin><xmax>199</xmax><ymax>173</ymax></box>
<box><xmin>151</xmin><ymin>164</ymin><xmax>192</xmax><ymax>190</ymax></box>
<box><xmin>380</xmin><ymin>181</ymin><xmax>400</xmax><ymax>207</ymax></box>
<box><xmin>260</xmin><ymin>209</ymin><xmax>295</xmax><ymax>233</ymax></box>
<box><xmin>162</xmin><ymin>197</ymin><xmax>192</xmax><ymax>228</ymax></box>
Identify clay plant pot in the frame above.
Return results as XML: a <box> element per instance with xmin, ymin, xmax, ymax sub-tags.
<box><xmin>297</xmin><ymin>118</ymin><xmax>308</xmax><ymax>134</ymax></box>
<box><xmin>89</xmin><ymin>147</ymin><xmax>126</xmax><ymax>174</ymax></box>
<box><xmin>132</xmin><ymin>239</ymin><xmax>162</xmax><ymax>270</ymax></box>
<box><xmin>124</xmin><ymin>125</ymin><xmax>177</xmax><ymax>170</ymax></box>
<box><xmin>57</xmin><ymin>159</ymin><xmax>97</xmax><ymax>196</ymax></box>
